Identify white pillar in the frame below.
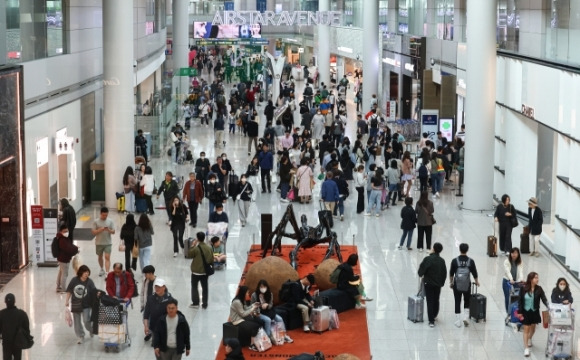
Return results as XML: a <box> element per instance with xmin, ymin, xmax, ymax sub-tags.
<box><xmin>463</xmin><ymin>0</ymin><xmax>496</xmax><ymax>211</ymax></box>
<box><xmin>173</xmin><ymin>0</ymin><xmax>189</xmax><ymax>97</ymax></box>
<box><xmin>103</xmin><ymin>0</ymin><xmax>134</xmax><ymax>209</ymax></box>
<box><xmin>318</xmin><ymin>0</ymin><xmax>330</xmax><ymax>87</ymax></box>
<box><xmin>363</xmin><ymin>0</ymin><xmax>379</xmax><ymax>113</ymax></box>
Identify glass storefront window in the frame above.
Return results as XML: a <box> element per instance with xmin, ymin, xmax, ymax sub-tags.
<box><xmin>5</xmin><ymin>0</ymin><xmax>66</xmax><ymax>63</ymax></box>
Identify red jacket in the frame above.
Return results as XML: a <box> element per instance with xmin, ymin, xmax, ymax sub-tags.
<box><xmin>56</xmin><ymin>234</ymin><xmax>78</xmax><ymax>263</ymax></box>
<box><xmin>105</xmin><ymin>271</ymin><xmax>135</xmax><ymax>299</ymax></box>
<box><xmin>182</xmin><ymin>180</ymin><xmax>204</xmax><ymax>203</ymax></box>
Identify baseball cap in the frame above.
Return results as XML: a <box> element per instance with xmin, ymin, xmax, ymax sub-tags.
<box><xmin>153</xmin><ymin>278</ymin><xmax>166</xmax><ymax>287</ymax></box>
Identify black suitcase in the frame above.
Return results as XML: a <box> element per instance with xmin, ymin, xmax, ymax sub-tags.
<box><xmin>228</xmin><ymin>171</ymin><xmax>239</xmax><ymax>196</ymax></box>
<box><xmin>469</xmin><ymin>283</ymin><xmax>487</xmax><ymax>323</ymax></box>
<box><xmin>318</xmin><ymin>201</ymin><xmax>333</xmax><ymax>228</ymax></box>
<box><xmin>520</xmin><ymin>234</ymin><xmax>530</xmax><ymax>253</ymax></box>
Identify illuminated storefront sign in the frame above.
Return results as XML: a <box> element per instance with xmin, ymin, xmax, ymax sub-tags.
<box><xmin>212</xmin><ymin>11</ymin><xmax>343</xmax><ymax>26</ymax></box>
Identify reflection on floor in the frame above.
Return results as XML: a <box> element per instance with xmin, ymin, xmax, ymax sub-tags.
<box><xmin>10</xmin><ymin>76</ymin><xmax>578</xmax><ymax>360</ymax></box>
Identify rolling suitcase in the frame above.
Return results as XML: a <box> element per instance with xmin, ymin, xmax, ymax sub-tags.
<box><xmin>184</xmin><ymin>227</ymin><xmax>195</xmax><ymax>259</ymax></box>
<box><xmin>310</xmin><ymin>306</ymin><xmax>330</xmax><ymax>333</ymax></box>
<box><xmin>135</xmin><ymin>197</ymin><xmax>147</xmax><ymax>213</ymax></box>
<box><xmin>520</xmin><ymin>226</ymin><xmax>530</xmax><ymax>253</ymax></box>
<box><xmin>408</xmin><ymin>278</ymin><xmax>424</xmax><ymax>323</ymax></box>
<box><xmin>318</xmin><ymin>201</ymin><xmax>334</xmax><ymax>228</ymax></box>
<box><xmin>487</xmin><ymin>235</ymin><xmax>497</xmax><ymax>257</ymax></box>
<box><xmin>469</xmin><ymin>283</ymin><xmax>487</xmax><ymax>323</ymax></box>
<box><xmin>228</xmin><ymin>170</ymin><xmax>239</xmax><ymax>196</ymax></box>
<box><xmin>116</xmin><ymin>193</ymin><xmax>125</xmax><ymax>212</ymax></box>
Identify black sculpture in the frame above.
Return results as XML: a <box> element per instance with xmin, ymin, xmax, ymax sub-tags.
<box><xmin>261</xmin><ymin>204</ymin><xmax>342</xmax><ymax>269</ymax></box>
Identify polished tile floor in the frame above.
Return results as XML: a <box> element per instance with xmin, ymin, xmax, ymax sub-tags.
<box><xmin>10</xmin><ymin>75</ymin><xmax>579</xmax><ymax>359</ymax></box>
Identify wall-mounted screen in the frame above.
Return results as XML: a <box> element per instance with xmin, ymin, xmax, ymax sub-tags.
<box><xmin>193</xmin><ymin>22</ymin><xmax>262</xmax><ymax>39</ymax></box>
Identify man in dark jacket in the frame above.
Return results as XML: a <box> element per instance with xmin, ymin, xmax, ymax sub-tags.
<box><xmin>246</xmin><ymin>117</ymin><xmax>259</xmax><ymax>155</ymax></box>
<box><xmin>258</xmin><ymin>144</ymin><xmax>274</xmax><ymax>193</ymax></box>
<box><xmin>59</xmin><ymin>198</ymin><xmax>77</xmax><ymax>240</ymax></box>
<box><xmin>288</xmin><ymin>274</ymin><xmax>316</xmax><ymax>332</ymax></box>
<box><xmin>0</xmin><ymin>294</ymin><xmax>30</xmax><ymax>360</ymax></box>
<box><xmin>143</xmin><ymin>278</ymin><xmax>175</xmax><ymax>354</ymax></box>
<box><xmin>156</xmin><ymin>172</ymin><xmax>179</xmax><ymax>223</ymax></box>
<box><xmin>318</xmin><ymin>135</ymin><xmax>331</xmax><ymax>166</ymax></box>
<box><xmin>153</xmin><ymin>298</ymin><xmax>191</xmax><ymax>359</ymax></box>
<box><xmin>56</xmin><ymin>223</ymin><xmax>79</xmax><ymax>293</ymax></box>
<box><xmin>527</xmin><ymin>196</ymin><xmax>543</xmax><ymax>257</ymax></box>
<box><xmin>417</xmin><ymin>242</ymin><xmax>447</xmax><ymax>327</ymax></box>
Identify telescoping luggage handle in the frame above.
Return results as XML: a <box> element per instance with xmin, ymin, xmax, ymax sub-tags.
<box><xmin>471</xmin><ymin>282</ymin><xmax>479</xmax><ymax>295</ymax></box>
<box><xmin>417</xmin><ymin>277</ymin><xmax>425</xmax><ymax>297</ymax></box>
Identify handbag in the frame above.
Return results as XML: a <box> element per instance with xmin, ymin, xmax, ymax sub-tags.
<box><xmin>132</xmin><ymin>242</ymin><xmax>139</xmax><ymax>258</ymax></box>
<box><xmin>287</xmin><ymin>188</ymin><xmax>295</xmax><ymax>201</ymax></box>
<box><xmin>510</xmin><ymin>205</ymin><xmax>519</xmax><ymax>228</ymax></box>
<box><xmin>14</xmin><ymin>324</ymin><xmax>34</xmax><ymax>350</ymax></box>
<box><xmin>198</xmin><ymin>245</ymin><xmax>215</xmax><ymax>276</ymax></box>
<box><xmin>64</xmin><ymin>307</ymin><xmax>73</xmax><ymax>327</ymax></box>
<box><xmin>118</xmin><ymin>240</ymin><xmax>126</xmax><ymax>252</ymax></box>
<box><xmin>542</xmin><ymin>310</ymin><xmax>549</xmax><ymax>329</ymax></box>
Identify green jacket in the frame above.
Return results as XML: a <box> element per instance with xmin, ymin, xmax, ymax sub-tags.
<box><xmin>189</xmin><ymin>242</ymin><xmax>213</xmax><ymax>274</ymax></box>
<box><xmin>418</xmin><ymin>253</ymin><xmax>447</xmax><ymax>288</ymax></box>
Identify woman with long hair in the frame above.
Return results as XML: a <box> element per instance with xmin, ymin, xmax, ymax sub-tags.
<box><xmin>135</xmin><ymin>213</ymin><xmax>154</xmax><ymax>271</ymax></box>
<box><xmin>122</xmin><ymin>166</ymin><xmax>137</xmax><ymax>213</ymax></box>
<box><xmin>120</xmin><ymin>214</ymin><xmax>137</xmax><ymax>270</ymax></box>
<box><xmin>170</xmin><ymin>196</ymin><xmax>188</xmax><ymax>257</ymax></box>
<box><xmin>551</xmin><ymin>277</ymin><xmax>573</xmax><ymax>304</ymax></box>
<box><xmin>502</xmin><ymin>247</ymin><xmax>525</xmax><ymax>315</ymax></box>
<box><xmin>415</xmin><ymin>191</ymin><xmax>435</xmax><ymax>252</ymax></box>
<box><xmin>234</xmin><ymin>174</ymin><xmax>253</xmax><ymax>227</ymax></box>
<box><xmin>494</xmin><ymin>194</ymin><xmax>517</xmax><ymax>256</ymax></box>
<box><xmin>401</xmin><ymin>151</ymin><xmax>413</xmax><ymax>198</ymax></box>
<box><xmin>518</xmin><ymin>272</ymin><xmax>548</xmax><ymax>357</ymax></box>
<box><xmin>141</xmin><ymin>166</ymin><xmax>156</xmax><ymax>215</ymax></box>
<box><xmin>250</xmin><ymin>280</ymin><xmax>293</xmax><ymax>344</ymax></box>
<box><xmin>296</xmin><ymin>157</ymin><xmax>314</xmax><ymax>204</ymax></box>
<box><xmin>228</xmin><ymin>286</ymin><xmax>262</xmax><ymax>349</ymax></box>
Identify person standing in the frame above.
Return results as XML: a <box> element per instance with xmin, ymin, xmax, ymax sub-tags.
<box><xmin>365</xmin><ymin>170</ymin><xmax>383</xmax><ymax>217</ymax></box>
<box><xmin>353</xmin><ymin>165</ymin><xmax>366</xmax><ymax>213</ymax></box>
<box><xmin>65</xmin><ymin>265</ymin><xmax>97</xmax><ymax>344</ymax></box>
<box><xmin>194</xmin><ymin>152</ymin><xmax>211</xmax><ymax>193</ymax></box>
<box><xmin>91</xmin><ymin>207</ymin><xmax>115</xmax><ymax>277</ymax></box>
<box><xmin>320</xmin><ymin>171</ymin><xmax>340</xmax><ymax>214</ymax></box>
<box><xmin>141</xmin><ymin>166</ymin><xmax>156</xmax><ymax>215</ymax></box>
<box><xmin>59</xmin><ymin>198</ymin><xmax>77</xmax><ymax>240</ymax></box>
<box><xmin>519</xmin><ymin>272</ymin><xmax>549</xmax><ymax>357</ymax></box>
<box><xmin>135</xmin><ymin>214</ymin><xmax>155</xmax><ymax>271</ymax></box>
<box><xmin>415</xmin><ymin>191</ymin><xmax>435</xmax><ymax>252</ymax></box>
<box><xmin>494</xmin><ymin>194</ymin><xmax>517</xmax><ymax>256</ymax></box>
<box><xmin>156</xmin><ymin>172</ymin><xmax>179</xmax><ymax>224</ymax></box>
<box><xmin>258</xmin><ymin>144</ymin><xmax>273</xmax><ymax>193</ymax></box>
<box><xmin>143</xmin><ymin>278</ymin><xmax>175</xmax><ymax>360</ymax></box>
<box><xmin>448</xmin><ymin>243</ymin><xmax>479</xmax><ymax>328</ymax></box>
<box><xmin>188</xmin><ymin>232</ymin><xmax>213</xmax><ymax>309</ymax></box>
<box><xmin>183</xmin><ymin>173</ymin><xmax>203</xmax><ymax>228</ymax></box>
<box><xmin>278</xmin><ymin>155</ymin><xmax>294</xmax><ymax>203</ymax></box>
<box><xmin>153</xmin><ymin>299</ymin><xmax>191</xmax><ymax>360</ymax></box>
<box><xmin>122</xmin><ymin>166</ymin><xmax>137</xmax><ymax>213</ymax></box>
<box><xmin>0</xmin><ymin>293</ymin><xmax>31</xmax><ymax>360</ymax></box>
<box><xmin>169</xmin><ymin>197</ymin><xmax>188</xmax><ymax>258</ymax></box>
<box><xmin>502</xmin><ymin>247</ymin><xmax>525</xmax><ymax>314</ymax></box>
<box><xmin>417</xmin><ymin>242</ymin><xmax>447</xmax><ymax>327</ymax></box>
<box><xmin>296</xmin><ymin>158</ymin><xmax>314</xmax><ymax>204</ymax></box>
<box><xmin>527</xmin><ymin>197</ymin><xmax>543</xmax><ymax>257</ymax></box>
<box><xmin>399</xmin><ymin>197</ymin><xmax>416</xmax><ymax>250</ymax></box>
<box><xmin>56</xmin><ymin>223</ymin><xmax>79</xmax><ymax>293</ymax></box>
<box><xmin>120</xmin><ymin>214</ymin><xmax>138</xmax><ymax>271</ymax></box>
<box><xmin>234</xmin><ymin>175</ymin><xmax>253</xmax><ymax>227</ymax></box>
<box><xmin>135</xmin><ymin>129</ymin><xmax>148</xmax><ymax>163</ymax></box>
<box><xmin>141</xmin><ymin>265</ymin><xmax>157</xmax><ymax>341</ymax></box>
<box><xmin>246</xmin><ymin>117</ymin><xmax>259</xmax><ymax>156</ymax></box>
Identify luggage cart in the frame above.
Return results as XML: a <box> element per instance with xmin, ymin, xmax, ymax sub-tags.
<box><xmin>207</xmin><ymin>221</ymin><xmax>228</xmax><ymax>267</ymax></box>
<box><xmin>98</xmin><ymin>300</ymin><xmax>131</xmax><ymax>353</ymax></box>
<box><xmin>545</xmin><ymin>304</ymin><xmax>574</xmax><ymax>359</ymax></box>
<box><xmin>505</xmin><ymin>282</ymin><xmax>523</xmax><ymax>331</ymax></box>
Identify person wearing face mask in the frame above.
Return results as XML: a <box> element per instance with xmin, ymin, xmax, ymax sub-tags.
<box><xmin>234</xmin><ymin>175</ymin><xmax>253</xmax><ymax>227</ymax></box>
<box><xmin>220</xmin><ymin>153</ymin><xmax>233</xmax><ymax>194</ymax></box>
<box><xmin>194</xmin><ymin>152</ymin><xmax>211</xmax><ymax>194</ymax></box>
<box><xmin>205</xmin><ymin>174</ymin><xmax>227</xmax><ymax>215</ymax></box>
<box><xmin>209</xmin><ymin>203</ymin><xmax>229</xmax><ymax>224</ymax></box>
<box><xmin>311</xmin><ymin>108</ymin><xmax>325</xmax><ymax>148</ymax></box>
<box><xmin>250</xmin><ymin>280</ymin><xmax>293</xmax><ymax>345</ymax></box>
<box><xmin>170</xmin><ymin>197</ymin><xmax>189</xmax><ymax>257</ymax></box>
<box><xmin>56</xmin><ymin>223</ymin><xmax>79</xmax><ymax>293</ymax></box>
<box><xmin>551</xmin><ymin>277</ymin><xmax>573</xmax><ymax>305</ymax></box>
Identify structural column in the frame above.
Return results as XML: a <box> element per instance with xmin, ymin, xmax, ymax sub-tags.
<box><xmin>103</xmin><ymin>0</ymin><xmax>134</xmax><ymax>209</ymax></box>
<box><xmin>362</xmin><ymin>0</ymin><xmax>379</xmax><ymax>113</ymax></box>
<box><xmin>173</xmin><ymin>0</ymin><xmax>189</xmax><ymax>96</ymax></box>
<box><xmin>318</xmin><ymin>0</ymin><xmax>330</xmax><ymax>87</ymax></box>
<box><xmin>462</xmin><ymin>0</ymin><xmax>496</xmax><ymax>211</ymax></box>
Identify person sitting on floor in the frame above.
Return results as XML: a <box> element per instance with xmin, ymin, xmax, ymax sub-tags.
<box><xmin>224</xmin><ymin>338</ymin><xmax>245</xmax><ymax>360</ymax></box>
<box><xmin>211</xmin><ymin>236</ymin><xmax>226</xmax><ymax>269</ymax></box>
<box><xmin>250</xmin><ymin>279</ymin><xmax>293</xmax><ymax>345</ymax></box>
<box><xmin>228</xmin><ymin>285</ymin><xmax>264</xmax><ymax>350</ymax></box>
<box><xmin>287</xmin><ymin>274</ymin><xmax>316</xmax><ymax>332</ymax></box>
<box><xmin>336</xmin><ymin>254</ymin><xmax>372</xmax><ymax>309</ymax></box>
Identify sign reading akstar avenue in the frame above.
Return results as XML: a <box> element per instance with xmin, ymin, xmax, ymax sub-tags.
<box><xmin>212</xmin><ymin>11</ymin><xmax>342</xmax><ymax>27</ymax></box>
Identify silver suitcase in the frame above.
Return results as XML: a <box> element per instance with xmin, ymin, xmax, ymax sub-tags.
<box><xmin>311</xmin><ymin>305</ymin><xmax>330</xmax><ymax>332</ymax></box>
<box><xmin>407</xmin><ymin>295</ymin><xmax>424</xmax><ymax>323</ymax></box>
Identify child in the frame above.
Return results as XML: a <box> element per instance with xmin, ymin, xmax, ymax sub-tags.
<box><xmin>399</xmin><ymin>197</ymin><xmax>416</xmax><ymax>250</ymax></box>
<box><xmin>211</xmin><ymin>236</ymin><xmax>226</xmax><ymax>269</ymax></box>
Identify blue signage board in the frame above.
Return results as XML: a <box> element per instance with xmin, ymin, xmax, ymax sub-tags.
<box><xmin>224</xmin><ymin>1</ymin><xmax>234</xmax><ymax>10</ymax></box>
<box><xmin>257</xmin><ymin>0</ymin><xmax>267</xmax><ymax>13</ymax></box>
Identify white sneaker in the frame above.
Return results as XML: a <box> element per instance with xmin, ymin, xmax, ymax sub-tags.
<box><xmin>303</xmin><ymin>325</ymin><xmax>310</xmax><ymax>332</ymax></box>
<box><xmin>355</xmin><ymin>303</ymin><xmax>366</xmax><ymax>309</ymax></box>
<box><xmin>454</xmin><ymin>319</ymin><xmax>462</xmax><ymax>328</ymax></box>
<box><xmin>364</xmin><ymin>213</ymin><xmax>371</xmax><ymax>216</ymax></box>
<box><xmin>524</xmin><ymin>348</ymin><xmax>530</xmax><ymax>357</ymax></box>
<box><xmin>435</xmin><ymin>192</ymin><xmax>440</xmax><ymax>198</ymax></box>
<box><xmin>173</xmin><ymin>253</ymin><xmax>177</xmax><ymax>258</ymax></box>
<box><xmin>280</xmin><ymin>198</ymin><xmax>289</xmax><ymax>203</ymax></box>
<box><xmin>419</xmin><ymin>248</ymin><xmax>423</xmax><ymax>252</ymax></box>
<box><xmin>375</xmin><ymin>214</ymin><xmax>380</xmax><ymax>217</ymax></box>
<box><xmin>99</xmin><ymin>269</ymin><xmax>105</xmax><ymax>277</ymax></box>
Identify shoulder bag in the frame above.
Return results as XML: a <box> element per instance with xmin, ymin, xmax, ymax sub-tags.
<box><xmin>422</xmin><ymin>205</ymin><xmax>436</xmax><ymax>225</ymax></box>
<box><xmin>510</xmin><ymin>205</ymin><xmax>519</xmax><ymax>228</ymax></box>
<box><xmin>14</xmin><ymin>323</ymin><xmax>34</xmax><ymax>349</ymax></box>
<box><xmin>199</xmin><ymin>245</ymin><xmax>215</xmax><ymax>276</ymax></box>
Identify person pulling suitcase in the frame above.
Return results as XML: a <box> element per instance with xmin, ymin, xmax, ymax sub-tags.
<box><xmin>448</xmin><ymin>243</ymin><xmax>479</xmax><ymax>327</ymax></box>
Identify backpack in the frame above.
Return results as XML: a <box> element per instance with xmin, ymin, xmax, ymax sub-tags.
<box><xmin>362</xmin><ymin>149</ymin><xmax>370</xmax><ymax>162</ymax></box>
<box><xmin>304</xmin><ymin>86</ymin><xmax>313</xmax><ymax>96</ymax></box>
<box><xmin>51</xmin><ymin>237</ymin><xmax>59</xmax><ymax>258</ymax></box>
<box><xmin>329</xmin><ymin>265</ymin><xmax>342</xmax><ymax>284</ymax></box>
<box><xmin>123</xmin><ymin>271</ymin><xmax>139</xmax><ymax>298</ymax></box>
<box><xmin>418</xmin><ymin>163</ymin><xmax>428</xmax><ymax>178</ymax></box>
<box><xmin>370</xmin><ymin>115</ymin><xmax>378</xmax><ymax>128</ymax></box>
<box><xmin>279</xmin><ymin>280</ymin><xmax>295</xmax><ymax>303</ymax></box>
<box><xmin>454</xmin><ymin>257</ymin><xmax>472</xmax><ymax>292</ymax></box>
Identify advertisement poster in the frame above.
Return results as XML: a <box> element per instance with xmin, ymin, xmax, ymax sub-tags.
<box><xmin>30</xmin><ymin>205</ymin><xmax>44</xmax><ymax>264</ymax></box>
<box><xmin>193</xmin><ymin>22</ymin><xmax>262</xmax><ymax>39</ymax></box>
<box><xmin>256</xmin><ymin>0</ymin><xmax>267</xmax><ymax>13</ymax></box>
<box><xmin>386</xmin><ymin>100</ymin><xmax>397</xmax><ymax>121</ymax></box>
<box><xmin>421</xmin><ymin>110</ymin><xmax>439</xmax><ymax>143</ymax></box>
<box><xmin>439</xmin><ymin>118</ymin><xmax>454</xmax><ymax>143</ymax></box>
<box><xmin>43</xmin><ymin>208</ymin><xmax>58</xmax><ymax>262</ymax></box>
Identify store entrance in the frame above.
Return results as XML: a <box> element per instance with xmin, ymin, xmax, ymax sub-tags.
<box><xmin>402</xmin><ymin>75</ymin><xmax>412</xmax><ymax>119</ymax></box>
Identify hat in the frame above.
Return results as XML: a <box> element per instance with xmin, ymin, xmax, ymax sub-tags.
<box><xmin>142</xmin><ymin>265</ymin><xmax>155</xmax><ymax>274</ymax></box>
<box><xmin>5</xmin><ymin>293</ymin><xmax>15</xmax><ymax>305</ymax></box>
<box><xmin>153</xmin><ymin>278</ymin><xmax>166</xmax><ymax>287</ymax></box>
<box><xmin>527</xmin><ymin>197</ymin><xmax>538</xmax><ymax>205</ymax></box>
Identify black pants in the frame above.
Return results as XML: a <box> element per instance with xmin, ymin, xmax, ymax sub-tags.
<box><xmin>165</xmin><ymin>200</ymin><xmax>173</xmax><ymax>221</ymax></box>
<box><xmin>188</xmin><ymin>201</ymin><xmax>199</xmax><ymax>226</ymax></box>
<box><xmin>453</xmin><ymin>288</ymin><xmax>471</xmax><ymax>314</ymax></box>
<box><xmin>419</xmin><ymin>176</ymin><xmax>428</xmax><ymax>193</ymax></box>
<box><xmin>498</xmin><ymin>221</ymin><xmax>513</xmax><ymax>252</ymax></box>
<box><xmin>417</xmin><ymin>225</ymin><xmax>433</xmax><ymax>250</ymax></box>
<box><xmin>260</xmin><ymin>169</ymin><xmax>271</xmax><ymax>191</ymax></box>
<box><xmin>144</xmin><ymin>194</ymin><xmax>154</xmax><ymax>213</ymax></box>
<box><xmin>191</xmin><ymin>273</ymin><xmax>208</xmax><ymax>307</ymax></box>
<box><xmin>172</xmin><ymin>225</ymin><xmax>185</xmax><ymax>253</ymax></box>
<box><xmin>356</xmin><ymin>187</ymin><xmax>365</xmax><ymax>213</ymax></box>
<box><xmin>424</xmin><ymin>283</ymin><xmax>441</xmax><ymax>323</ymax></box>
<box><xmin>3</xmin><ymin>343</ymin><xmax>22</xmax><ymax>360</ymax></box>
<box><xmin>124</xmin><ymin>245</ymin><xmax>137</xmax><ymax>271</ymax></box>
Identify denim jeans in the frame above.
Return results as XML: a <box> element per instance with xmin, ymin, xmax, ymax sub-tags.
<box><xmin>280</xmin><ymin>182</ymin><xmax>290</xmax><ymax>199</ymax></box>
<box><xmin>366</xmin><ymin>190</ymin><xmax>381</xmax><ymax>215</ymax></box>
<box><xmin>258</xmin><ymin>314</ymin><xmax>284</xmax><ymax>337</ymax></box>
<box><xmin>333</xmin><ymin>196</ymin><xmax>345</xmax><ymax>216</ymax></box>
<box><xmin>399</xmin><ymin>229</ymin><xmax>414</xmax><ymax>247</ymax></box>
<box><xmin>387</xmin><ymin>183</ymin><xmax>398</xmax><ymax>204</ymax></box>
<box><xmin>502</xmin><ymin>278</ymin><xmax>512</xmax><ymax>313</ymax></box>
<box><xmin>139</xmin><ymin>246</ymin><xmax>152</xmax><ymax>272</ymax></box>
<box><xmin>430</xmin><ymin>174</ymin><xmax>441</xmax><ymax>194</ymax></box>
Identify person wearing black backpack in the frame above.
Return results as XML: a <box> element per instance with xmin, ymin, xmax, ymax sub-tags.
<box><xmin>448</xmin><ymin>243</ymin><xmax>479</xmax><ymax>328</ymax></box>
<box><xmin>0</xmin><ymin>293</ymin><xmax>31</xmax><ymax>359</ymax></box>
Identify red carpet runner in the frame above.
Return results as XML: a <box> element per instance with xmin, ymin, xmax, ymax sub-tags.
<box><xmin>215</xmin><ymin>244</ymin><xmax>371</xmax><ymax>360</ymax></box>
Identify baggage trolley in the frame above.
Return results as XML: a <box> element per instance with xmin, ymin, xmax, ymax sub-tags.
<box><xmin>207</xmin><ymin>221</ymin><xmax>228</xmax><ymax>268</ymax></box>
<box><xmin>98</xmin><ymin>300</ymin><xmax>131</xmax><ymax>352</ymax></box>
<box><xmin>505</xmin><ymin>282</ymin><xmax>523</xmax><ymax>331</ymax></box>
<box><xmin>545</xmin><ymin>304</ymin><xmax>575</xmax><ymax>358</ymax></box>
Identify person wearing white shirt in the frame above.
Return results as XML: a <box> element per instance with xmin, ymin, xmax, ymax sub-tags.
<box><xmin>354</xmin><ymin>165</ymin><xmax>366</xmax><ymax>213</ymax></box>
<box><xmin>153</xmin><ymin>298</ymin><xmax>191</xmax><ymax>360</ymax></box>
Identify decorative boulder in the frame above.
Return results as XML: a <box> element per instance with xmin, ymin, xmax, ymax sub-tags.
<box><xmin>245</xmin><ymin>257</ymin><xmax>299</xmax><ymax>305</ymax></box>
<box><xmin>335</xmin><ymin>354</ymin><xmax>360</xmax><ymax>360</ymax></box>
<box><xmin>313</xmin><ymin>258</ymin><xmax>340</xmax><ymax>291</ymax></box>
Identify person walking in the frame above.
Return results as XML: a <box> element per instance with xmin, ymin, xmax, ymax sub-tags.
<box><xmin>246</xmin><ymin>117</ymin><xmax>259</xmax><ymax>155</ymax></box>
<box><xmin>278</xmin><ymin>155</ymin><xmax>294</xmax><ymax>203</ymax></box>
<box><xmin>519</xmin><ymin>272</ymin><xmax>549</xmax><ymax>357</ymax></box>
<box><xmin>399</xmin><ymin>197</ymin><xmax>416</xmax><ymax>250</ymax></box>
<box><xmin>365</xmin><ymin>170</ymin><xmax>383</xmax><ymax>217</ymax></box>
<box><xmin>188</xmin><ymin>232</ymin><xmax>213</xmax><ymax>309</ymax></box>
<box><xmin>258</xmin><ymin>144</ymin><xmax>274</xmax><ymax>193</ymax></box>
<box><xmin>141</xmin><ymin>265</ymin><xmax>157</xmax><ymax>341</ymax></box>
<box><xmin>182</xmin><ymin>172</ymin><xmax>203</xmax><ymax>228</ymax></box>
<box><xmin>153</xmin><ymin>298</ymin><xmax>191</xmax><ymax>360</ymax></box>
<box><xmin>65</xmin><ymin>265</ymin><xmax>97</xmax><ymax>344</ymax></box>
<box><xmin>448</xmin><ymin>243</ymin><xmax>479</xmax><ymax>327</ymax></box>
<box><xmin>135</xmin><ymin>214</ymin><xmax>155</xmax><ymax>271</ymax></box>
<box><xmin>234</xmin><ymin>175</ymin><xmax>253</xmax><ymax>227</ymax></box>
<box><xmin>59</xmin><ymin>198</ymin><xmax>77</xmax><ymax>240</ymax></box>
<box><xmin>91</xmin><ymin>207</ymin><xmax>115</xmax><ymax>277</ymax></box>
<box><xmin>502</xmin><ymin>247</ymin><xmax>525</xmax><ymax>315</ymax></box>
<box><xmin>169</xmin><ymin>197</ymin><xmax>188</xmax><ymax>257</ymax></box>
<box><xmin>156</xmin><ymin>172</ymin><xmax>179</xmax><ymax>224</ymax></box>
<box><xmin>386</xmin><ymin>160</ymin><xmax>400</xmax><ymax>206</ymax></box>
<box><xmin>0</xmin><ymin>293</ymin><xmax>31</xmax><ymax>360</ymax></box>
<box><xmin>105</xmin><ymin>263</ymin><xmax>135</xmax><ymax>301</ymax></box>
<box><xmin>296</xmin><ymin>158</ymin><xmax>314</xmax><ymax>204</ymax></box>
<box><xmin>527</xmin><ymin>196</ymin><xmax>543</xmax><ymax>257</ymax></box>
<box><xmin>494</xmin><ymin>194</ymin><xmax>517</xmax><ymax>256</ymax></box>
<box><xmin>56</xmin><ymin>223</ymin><xmax>79</xmax><ymax>293</ymax></box>
<box><xmin>417</xmin><ymin>242</ymin><xmax>447</xmax><ymax>327</ymax></box>
<box><xmin>354</xmin><ymin>165</ymin><xmax>366</xmax><ymax>214</ymax></box>
<box><xmin>120</xmin><ymin>214</ymin><xmax>138</xmax><ymax>271</ymax></box>
<box><xmin>143</xmin><ymin>278</ymin><xmax>175</xmax><ymax>360</ymax></box>
<box><xmin>320</xmin><ymin>171</ymin><xmax>340</xmax><ymax>214</ymax></box>
<box><xmin>415</xmin><ymin>191</ymin><xmax>435</xmax><ymax>252</ymax></box>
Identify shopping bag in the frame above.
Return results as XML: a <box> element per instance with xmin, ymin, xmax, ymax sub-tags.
<box><xmin>287</xmin><ymin>188</ymin><xmax>295</xmax><ymax>201</ymax></box>
<box><xmin>542</xmin><ymin>310</ymin><xmax>549</xmax><ymax>329</ymax></box>
<box><xmin>329</xmin><ymin>309</ymin><xmax>340</xmax><ymax>330</ymax></box>
<box><xmin>118</xmin><ymin>240</ymin><xmax>126</xmax><ymax>252</ymax></box>
<box><xmin>64</xmin><ymin>307</ymin><xmax>73</xmax><ymax>327</ymax></box>
<box><xmin>252</xmin><ymin>327</ymin><xmax>272</xmax><ymax>352</ymax></box>
<box><xmin>71</xmin><ymin>254</ymin><xmax>82</xmax><ymax>273</ymax></box>
<box><xmin>271</xmin><ymin>171</ymin><xmax>277</xmax><ymax>184</ymax></box>
<box><xmin>272</xmin><ymin>322</ymin><xmax>286</xmax><ymax>346</ymax></box>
